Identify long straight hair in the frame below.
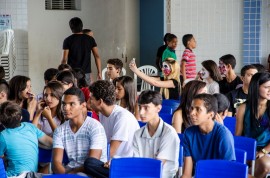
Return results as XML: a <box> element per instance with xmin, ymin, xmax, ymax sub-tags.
<box><xmin>8</xmin><ymin>75</ymin><xmax>30</xmax><ymax>105</ymax></box>
<box><xmin>247</xmin><ymin>72</ymin><xmax>270</xmax><ymax>128</ymax></box>
<box><xmin>113</xmin><ymin>76</ymin><xmax>136</xmax><ymax>114</ymax></box>
<box><xmin>201</xmin><ymin>60</ymin><xmax>222</xmax><ymax>82</ymax></box>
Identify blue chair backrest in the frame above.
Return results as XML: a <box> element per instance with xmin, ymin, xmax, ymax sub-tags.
<box><xmin>178</xmin><ymin>133</ymin><xmax>184</xmax><ymax>146</ymax></box>
<box><xmin>110</xmin><ymin>157</ymin><xmax>162</xmax><ymax>178</ymax></box>
<box><xmin>162</xmin><ymin>99</ymin><xmax>180</xmax><ymax>108</ymax></box>
<box><xmin>159</xmin><ymin>113</ymin><xmax>173</xmax><ymax>125</ymax></box>
<box><xmin>233</xmin><ymin>136</ymin><xmax>257</xmax><ymax>161</ymax></box>
<box><xmin>160</xmin><ymin>106</ymin><xmax>174</xmax><ymax>115</ymax></box>
<box><xmin>138</xmin><ymin>121</ymin><xmax>146</xmax><ymax>128</ymax></box>
<box><xmin>38</xmin><ymin>148</ymin><xmax>69</xmax><ymax>164</ymax></box>
<box><xmin>179</xmin><ymin>145</ymin><xmax>184</xmax><ymax>167</ymax></box>
<box><xmin>0</xmin><ymin>158</ymin><xmax>6</xmax><ymax>178</ymax></box>
<box><xmin>224</xmin><ymin>116</ymin><xmax>236</xmax><ymax>135</ymax></box>
<box><xmin>235</xmin><ymin>148</ymin><xmax>247</xmax><ymax>164</ymax></box>
<box><xmin>195</xmin><ymin>160</ymin><xmax>248</xmax><ymax>178</ymax></box>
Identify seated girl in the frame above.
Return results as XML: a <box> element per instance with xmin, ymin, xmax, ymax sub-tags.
<box><xmin>129</xmin><ymin>58</ymin><xmax>180</xmax><ymax>100</ymax></box>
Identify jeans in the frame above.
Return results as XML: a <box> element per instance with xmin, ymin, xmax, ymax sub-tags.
<box><xmin>84</xmin><ymin>157</ymin><xmax>109</xmax><ymax>178</ymax></box>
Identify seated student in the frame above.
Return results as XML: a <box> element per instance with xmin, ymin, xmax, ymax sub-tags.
<box><xmin>56</xmin><ymin>70</ymin><xmax>76</xmax><ymax>91</ymax></box>
<box><xmin>226</xmin><ymin>65</ymin><xmax>258</xmax><ymax>116</ymax></box>
<box><xmin>106</xmin><ymin>58</ymin><xmax>123</xmax><ymax>81</ymax></box>
<box><xmin>58</xmin><ymin>63</ymin><xmax>72</xmax><ymax>71</ymax></box>
<box><xmin>37</xmin><ymin>68</ymin><xmax>59</xmax><ymax>101</ymax></box>
<box><xmin>85</xmin><ymin>80</ymin><xmax>140</xmax><ymax>178</ymax></box>
<box><xmin>181</xmin><ymin>94</ymin><xmax>235</xmax><ymax>178</ymax></box>
<box><xmin>113</xmin><ymin>76</ymin><xmax>139</xmax><ymax>119</ymax></box>
<box><xmin>0</xmin><ymin>80</ymin><xmax>9</xmax><ymax>131</ymax></box>
<box><xmin>73</xmin><ymin>68</ymin><xmax>90</xmax><ymax>102</ymax></box>
<box><xmin>133</xmin><ymin>90</ymin><xmax>180</xmax><ymax>178</ymax></box>
<box><xmin>129</xmin><ymin>58</ymin><xmax>180</xmax><ymax>100</ymax></box>
<box><xmin>52</xmin><ymin>87</ymin><xmax>107</xmax><ymax>174</ymax></box>
<box><xmin>9</xmin><ymin>75</ymin><xmax>37</xmax><ymax>121</ymax></box>
<box><xmin>0</xmin><ymin>101</ymin><xmax>52</xmax><ymax>177</ymax></box>
<box><xmin>213</xmin><ymin>93</ymin><xmax>230</xmax><ymax>124</ymax></box>
<box><xmin>172</xmin><ymin>80</ymin><xmax>207</xmax><ymax>133</ymax></box>
<box><xmin>218</xmin><ymin>54</ymin><xmax>242</xmax><ymax>94</ymax></box>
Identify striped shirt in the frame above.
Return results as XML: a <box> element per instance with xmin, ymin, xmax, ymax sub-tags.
<box><xmin>181</xmin><ymin>48</ymin><xmax>196</xmax><ymax>79</ymax></box>
<box><xmin>53</xmin><ymin>117</ymin><xmax>107</xmax><ymax>168</ymax></box>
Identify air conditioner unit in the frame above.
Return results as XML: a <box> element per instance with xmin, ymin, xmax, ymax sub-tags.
<box><xmin>0</xmin><ymin>29</ymin><xmax>16</xmax><ymax>81</ymax></box>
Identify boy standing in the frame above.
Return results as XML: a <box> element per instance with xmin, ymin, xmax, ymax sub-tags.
<box><xmin>133</xmin><ymin>90</ymin><xmax>180</xmax><ymax>178</ymax></box>
<box><xmin>52</xmin><ymin>87</ymin><xmax>107</xmax><ymax>174</ymax></box>
<box><xmin>180</xmin><ymin>34</ymin><xmax>197</xmax><ymax>84</ymax></box>
<box><xmin>0</xmin><ymin>101</ymin><xmax>52</xmax><ymax>177</ymax></box>
<box><xmin>218</xmin><ymin>54</ymin><xmax>242</xmax><ymax>94</ymax></box>
<box><xmin>61</xmin><ymin>17</ymin><xmax>102</xmax><ymax>83</ymax></box>
<box><xmin>181</xmin><ymin>94</ymin><xmax>235</xmax><ymax>178</ymax></box>
<box><xmin>106</xmin><ymin>58</ymin><xmax>123</xmax><ymax>81</ymax></box>
<box><xmin>85</xmin><ymin>80</ymin><xmax>139</xmax><ymax>178</ymax></box>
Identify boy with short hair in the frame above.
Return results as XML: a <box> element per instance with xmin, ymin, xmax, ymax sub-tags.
<box><xmin>83</xmin><ymin>29</ymin><xmax>94</xmax><ymax>37</ymax></box>
<box><xmin>52</xmin><ymin>87</ymin><xmax>107</xmax><ymax>174</ymax></box>
<box><xmin>218</xmin><ymin>54</ymin><xmax>242</xmax><ymax>94</ymax></box>
<box><xmin>162</xmin><ymin>33</ymin><xmax>178</xmax><ymax>62</ymax></box>
<box><xmin>0</xmin><ymin>101</ymin><xmax>53</xmax><ymax>177</ymax></box>
<box><xmin>106</xmin><ymin>58</ymin><xmax>123</xmax><ymax>81</ymax></box>
<box><xmin>133</xmin><ymin>90</ymin><xmax>180</xmax><ymax>178</ymax></box>
<box><xmin>180</xmin><ymin>34</ymin><xmax>197</xmax><ymax>84</ymax></box>
<box><xmin>181</xmin><ymin>94</ymin><xmax>235</xmax><ymax>178</ymax></box>
<box><xmin>226</xmin><ymin>64</ymin><xmax>258</xmax><ymax>116</ymax></box>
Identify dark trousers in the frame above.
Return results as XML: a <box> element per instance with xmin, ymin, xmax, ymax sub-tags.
<box><xmin>84</xmin><ymin>157</ymin><xmax>109</xmax><ymax>178</ymax></box>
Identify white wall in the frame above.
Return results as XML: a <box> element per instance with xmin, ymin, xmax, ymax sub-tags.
<box><xmin>171</xmin><ymin>0</ymin><xmax>243</xmax><ymax>73</ymax></box>
<box><xmin>261</xmin><ymin>0</ymin><xmax>270</xmax><ymax>67</ymax></box>
<box><xmin>28</xmin><ymin>0</ymin><xmax>139</xmax><ymax>93</ymax></box>
<box><xmin>0</xmin><ymin>0</ymin><xmax>28</xmax><ymax>76</ymax></box>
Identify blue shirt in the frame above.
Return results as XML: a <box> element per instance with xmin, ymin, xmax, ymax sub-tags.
<box><xmin>183</xmin><ymin>122</ymin><xmax>235</xmax><ymax>171</ymax></box>
<box><xmin>0</xmin><ymin>122</ymin><xmax>45</xmax><ymax>176</ymax></box>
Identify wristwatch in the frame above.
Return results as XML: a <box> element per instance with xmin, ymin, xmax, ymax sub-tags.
<box><xmin>261</xmin><ymin>148</ymin><xmax>269</xmax><ymax>154</ymax></box>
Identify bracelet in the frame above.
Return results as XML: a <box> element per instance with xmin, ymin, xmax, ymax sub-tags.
<box><xmin>261</xmin><ymin>148</ymin><xmax>269</xmax><ymax>154</ymax></box>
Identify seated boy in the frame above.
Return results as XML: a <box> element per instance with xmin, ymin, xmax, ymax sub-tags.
<box><xmin>133</xmin><ymin>90</ymin><xmax>180</xmax><ymax>178</ymax></box>
<box><xmin>0</xmin><ymin>101</ymin><xmax>52</xmax><ymax>177</ymax></box>
<box><xmin>106</xmin><ymin>58</ymin><xmax>123</xmax><ymax>81</ymax></box>
<box><xmin>181</xmin><ymin>94</ymin><xmax>235</xmax><ymax>178</ymax></box>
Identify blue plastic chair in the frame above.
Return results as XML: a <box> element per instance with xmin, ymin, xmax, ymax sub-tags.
<box><xmin>138</xmin><ymin>121</ymin><xmax>146</xmax><ymax>128</ymax></box>
<box><xmin>235</xmin><ymin>148</ymin><xmax>247</xmax><ymax>164</ymax></box>
<box><xmin>159</xmin><ymin>113</ymin><xmax>173</xmax><ymax>125</ymax></box>
<box><xmin>224</xmin><ymin>116</ymin><xmax>236</xmax><ymax>135</ymax></box>
<box><xmin>162</xmin><ymin>99</ymin><xmax>180</xmax><ymax>108</ymax></box>
<box><xmin>195</xmin><ymin>160</ymin><xmax>248</xmax><ymax>178</ymax></box>
<box><xmin>0</xmin><ymin>158</ymin><xmax>6</xmax><ymax>178</ymax></box>
<box><xmin>177</xmin><ymin>134</ymin><xmax>184</xmax><ymax>176</ymax></box>
<box><xmin>160</xmin><ymin>106</ymin><xmax>174</xmax><ymax>115</ymax></box>
<box><xmin>234</xmin><ymin>136</ymin><xmax>257</xmax><ymax>176</ymax></box>
<box><xmin>109</xmin><ymin>157</ymin><xmax>162</xmax><ymax>178</ymax></box>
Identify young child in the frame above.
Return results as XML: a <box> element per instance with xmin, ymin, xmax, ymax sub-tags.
<box><xmin>161</xmin><ymin>33</ymin><xmax>178</xmax><ymax>62</ymax></box>
<box><xmin>106</xmin><ymin>58</ymin><xmax>123</xmax><ymax>81</ymax></box>
<box><xmin>156</xmin><ymin>33</ymin><xmax>171</xmax><ymax>72</ymax></box>
<box><xmin>180</xmin><ymin>34</ymin><xmax>197</xmax><ymax>84</ymax></box>
<box><xmin>133</xmin><ymin>90</ymin><xmax>180</xmax><ymax>178</ymax></box>
<box><xmin>0</xmin><ymin>101</ymin><xmax>52</xmax><ymax>177</ymax></box>
<box><xmin>181</xmin><ymin>94</ymin><xmax>235</xmax><ymax>178</ymax></box>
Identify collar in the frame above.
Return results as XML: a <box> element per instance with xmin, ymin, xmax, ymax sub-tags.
<box><xmin>141</xmin><ymin>118</ymin><xmax>165</xmax><ymax>138</ymax></box>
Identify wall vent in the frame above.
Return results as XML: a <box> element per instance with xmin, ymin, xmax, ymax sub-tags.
<box><xmin>45</xmin><ymin>0</ymin><xmax>80</xmax><ymax>10</ymax></box>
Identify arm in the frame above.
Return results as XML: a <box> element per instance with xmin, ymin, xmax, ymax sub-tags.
<box><xmin>235</xmin><ymin>103</ymin><xmax>246</xmax><ymax>136</ymax></box>
<box><xmin>180</xmin><ymin>60</ymin><xmax>186</xmax><ymax>82</ymax></box>
<box><xmin>109</xmin><ymin>140</ymin><xmax>122</xmax><ymax>159</ymax></box>
<box><xmin>38</xmin><ymin>134</ymin><xmax>53</xmax><ymax>148</ymax></box>
<box><xmin>61</xmin><ymin>50</ymin><xmax>69</xmax><ymax>64</ymax></box>
<box><xmin>181</xmin><ymin>156</ymin><xmax>193</xmax><ymax>178</ymax></box>
<box><xmin>129</xmin><ymin>61</ymin><xmax>175</xmax><ymax>88</ymax></box>
<box><xmin>172</xmin><ymin>109</ymin><xmax>183</xmax><ymax>133</ymax></box>
<box><xmin>32</xmin><ymin>100</ymin><xmax>45</xmax><ymax>128</ymax></box>
<box><xmin>92</xmin><ymin>47</ymin><xmax>102</xmax><ymax>80</ymax></box>
<box><xmin>52</xmin><ymin>148</ymin><xmax>65</xmax><ymax>174</ymax></box>
<box><xmin>27</xmin><ymin>97</ymin><xmax>37</xmax><ymax>121</ymax></box>
<box><xmin>42</xmin><ymin>107</ymin><xmax>58</xmax><ymax>132</ymax></box>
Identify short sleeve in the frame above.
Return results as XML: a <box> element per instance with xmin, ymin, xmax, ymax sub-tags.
<box><xmin>181</xmin><ymin>50</ymin><xmax>190</xmax><ymax>62</ymax></box>
<box><xmin>63</xmin><ymin>37</ymin><xmax>69</xmax><ymax>50</ymax></box>
<box><xmin>91</xmin><ymin>37</ymin><xmax>97</xmax><ymax>48</ymax></box>
<box><xmin>218</xmin><ymin>129</ymin><xmax>236</xmax><ymax>161</ymax></box>
<box><xmin>89</xmin><ymin>122</ymin><xmax>106</xmax><ymax>150</ymax></box>
<box><xmin>53</xmin><ymin>127</ymin><xmax>64</xmax><ymax>149</ymax></box>
<box><xmin>111</xmin><ymin>113</ymin><xmax>129</xmax><ymax>142</ymax></box>
<box><xmin>0</xmin><ymin>134</ymin><xmax>6</xmax><ymax>156</ymax></box>
<box><xmin>183</xmin><ymin>131</ymin><xmax>192</xmax><ymax>157</ymax></box>
<box><xmin>156</xmin><ymin>130</ymin><xmax>180</xmax><ymax>162</ymax></box>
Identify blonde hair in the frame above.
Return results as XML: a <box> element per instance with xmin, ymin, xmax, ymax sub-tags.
<box><xmin>160</xmin><ymin>58</ymin><xmax>180</xmax><ymax>99</ymax></box>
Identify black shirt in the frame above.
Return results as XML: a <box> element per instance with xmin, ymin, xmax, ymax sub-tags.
<box><xmin>226</xmin><ymin>87</ymin><xmax>247</xmax><ymax>116</ymax></box>
<box><xmin>160</xmin><ymin>78</ymin><xmax>180</xmax><ymax>100</ymax></box>
<box><xmin>218</xmin><ymin>76</ymin><xmax>242</xmax><ymax>95</ymax></box>
<box><xmin>156</xmin><ymin>45</ymin><xmax>167</xmax><ymax>72</ymax></box>
<box><xmin>63</xmin><ymin>34</ymin><xmax>97</xmax><ymax>73</ymax></box>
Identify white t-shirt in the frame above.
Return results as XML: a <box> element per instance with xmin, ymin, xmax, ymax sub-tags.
<box><xmin>133</xmin><ymin>119</ymin><xmax>180</xmax><ymax>178</ymax></box>
<box><xmin>38</xmin><ymin>116</ymin><xmax>61</xmax><ymax>137</ymax></box>
<box><xmin>99</xmin><ymin>105</ymin><xmax>140</xmax><ymax>158</ymax></box>
<box><xmin>53</xmin><ymin>117</ymin><xmax>107</xmax><ymax>168</ymax></box>
<box><xmin>204</xmin><ymin>80</ymin><xmax>219</xmax><ymax>94</ymax></box>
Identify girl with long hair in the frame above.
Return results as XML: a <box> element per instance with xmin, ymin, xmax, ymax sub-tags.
<box><xmin>113</xmin><ymin>76</ymin><xmax>138</xmax><ymax>117</ymax></box>
<box><xmin>129</xmin><ymin>58</ymin><xmax>180</xmax><ymax>100</ymax></box>
<box><xmin>32</xmin><ymin>81</ymin><xmax>64</xmax><ymax>136</ymax></box>
<box><xmin>199</xmin><ymin>60</ymin><xmax>222</xmax><ymax>94</ymax></box>
<box><xmin>172</xmin><ymin>80</ymin><xmax>207</xmax><ymax>133</ymax></box>
<box><xmin>236</xmin><ymin>72</ymin><xmax>270</xmax><ymax>178</ymax></box>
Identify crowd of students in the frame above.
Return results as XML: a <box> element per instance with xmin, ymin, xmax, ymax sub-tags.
<box><xmin>0</xmin><ymin>16</ymin><xmax>269</xmax><ymax>178</ymax></box>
